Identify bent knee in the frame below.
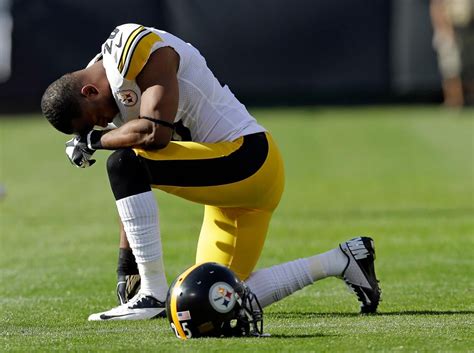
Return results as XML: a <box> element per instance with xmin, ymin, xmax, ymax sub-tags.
<box><xmin>107</xmin><ymin>149</ymin><xmax>151</xmax><ymax>200</ymax></box>
<box><xmin>106</xmin><ymin>149</ymin><xmax>139</xmax><ymax>177</ymax></box>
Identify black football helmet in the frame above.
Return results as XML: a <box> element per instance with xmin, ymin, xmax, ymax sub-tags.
<box><xmin>166</xmin><ymin>262</ymin><xmax>264</xmax><ymax>339</ymax></box>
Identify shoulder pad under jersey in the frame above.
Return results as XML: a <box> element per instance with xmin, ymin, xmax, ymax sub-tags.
<box><xmin>102</xmin><ymin>23</ymin><xmax>163</xmax><ymax>81</ymax></box>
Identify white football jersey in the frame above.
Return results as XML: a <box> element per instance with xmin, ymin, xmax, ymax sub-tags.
<box><xmin>87</xmin><ymin>23</ymin><xmax>265</xmax><ymax>142</ymax></box>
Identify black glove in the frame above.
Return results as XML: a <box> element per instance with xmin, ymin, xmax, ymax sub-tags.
<box><xmin>116</xmin><ymin>248</ymin><xmax>141</xmax><ymax>304</ymax></box>
<box><xmin>65</xmin><ymin>130</ymin><xmax>102</xmax><ymax>168</ymax></box>
<box><xmin>117</xmin><ymin>274</ymin><xmax>141</xmax><ymax>305</ymax></box>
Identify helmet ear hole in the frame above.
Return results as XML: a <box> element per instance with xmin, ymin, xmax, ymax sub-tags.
<box><xmin>166</xmin><ymin>262</ymin><xmax>264</xmax><ymax>339</ymax></box>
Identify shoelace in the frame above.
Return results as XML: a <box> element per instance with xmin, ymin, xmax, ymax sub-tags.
<box><xmin>126</xmin><ymin>293</ymin><xmax>148</xmax><ymax>308</ymax></box>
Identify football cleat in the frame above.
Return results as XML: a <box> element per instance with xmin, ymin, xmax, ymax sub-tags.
<box><xmin>88</xmin><ymin>292</ymin><xmax>166</xmax><ymax>321</ymax></box>
<box><xmin>339</xmin><ymin>236</ymin><xmax>381</xmax><ymax>314</ymax></box>
<box><xmin>117</xmin><ymin>274</ymin><xmax>141</xmax><ymax>305</ymax></box>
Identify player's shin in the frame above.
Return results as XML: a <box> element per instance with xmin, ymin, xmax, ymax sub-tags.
<box><xmin>108</xmin><ymin>149</ymin><xmax>168</xmax><ymax>302</ymax></box>
<box><xmin>115</xmin><ymin>191</ymin><xmax>168</xmax><ymax>302</ymax></box>
<box><xmin>244</xmin><ymin>248</ymin><xmax>347</xmax><ymax>308</ymax></box>
<box><xmin>244</xmin><ymin>259</ymin><xmax>314</xmax><ymax>308</ymax></box>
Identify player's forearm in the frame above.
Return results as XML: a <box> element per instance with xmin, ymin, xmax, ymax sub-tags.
<box><xmin>100</xmin><ymin>119</ymin><xmax>169</xmax><ymax>150</ymax></box>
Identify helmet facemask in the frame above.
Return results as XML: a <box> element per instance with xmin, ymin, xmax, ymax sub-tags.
<box><xmin>221</xmin><ymin>283</ymin><xmax>264</xmax><ymax>337</ymax></box>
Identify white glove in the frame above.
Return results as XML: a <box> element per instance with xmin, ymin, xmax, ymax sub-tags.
<box><xmin>65</xmin><ymin>134</ymin><xmax>96</xmax><ymax>168</ymax></box>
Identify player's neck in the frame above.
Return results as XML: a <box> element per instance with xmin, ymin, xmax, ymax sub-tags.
<box><xmin>80</xmin><ymin>62</ymin><xmax>108</xmax><ymax>90</ymax></box>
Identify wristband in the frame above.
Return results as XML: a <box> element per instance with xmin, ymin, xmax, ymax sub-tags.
<box><xmin>140</xmin><ymin>116</ymin><xmax>175</xmax><ymax>130</ymax></box>
<box><xmin>87</xmin><ymin>130</ymin><xmax>103</xmax><ymax>150</ymax></box>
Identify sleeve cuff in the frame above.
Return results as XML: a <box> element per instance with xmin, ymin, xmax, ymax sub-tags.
<box><xmin>87</xmin><ymin>130</ymin><xmax>103</xmax><ymax>150</ymax></box>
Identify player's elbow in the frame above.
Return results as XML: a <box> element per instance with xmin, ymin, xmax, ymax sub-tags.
<box><xmin>143</xmin><ymin>132</ymin><xmax>171</xmax><ymax>150</ymax></box>
<box><xmin>137</xmin><ymin>120</ymin><xmax>171</xmax><ymax>149</ymax></box>
<box><xmin>149</xmin><ymin>139</ymin><xmax>170</xmax><ymax>150</ymax></box>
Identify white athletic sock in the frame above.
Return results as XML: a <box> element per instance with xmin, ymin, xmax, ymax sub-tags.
<box><xmin>244</xmin><ymin>258</ymin><xmax>314</xmax><ymax>308</ymax></box>
<box><xmin>307</xmin><ymin>247</ymin><xmax>348</xmax><ymax>280</ymax></box>
<box><xmin>116</xmin><ymin>191</ymin><xmax>168</xmax><ymax>301</ymax></box>
<box><xmin>137</xmin><ymin>260</ymin><xmax>168</xmax><ymax>302</ymax></box>
<box><xmin>244</xmin><ymin>247</ymin><xmax>348</xmax><ymax>308</ymax></box>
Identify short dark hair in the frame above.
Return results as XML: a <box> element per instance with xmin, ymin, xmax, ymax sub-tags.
<box><xmin>41</xmin><ymin>73</ymin><xmax>83</xmax><ymax>134</ymax></box>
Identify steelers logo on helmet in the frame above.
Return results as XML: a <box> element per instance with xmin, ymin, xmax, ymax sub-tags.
<box><xmin>208</xmin><ymin>281</ymin><xmax>237</xmax><ymax>313</ymax></box>
<box><xmin>117</xmin><ymin>89</ymin><xmax>138</xmax><ymax>107</ymax></box>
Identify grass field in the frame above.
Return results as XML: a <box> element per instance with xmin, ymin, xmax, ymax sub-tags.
<box><xmin>0</xmin><ymin>106</ymin><xmax>473</xmax><ymax>352</ymax></box>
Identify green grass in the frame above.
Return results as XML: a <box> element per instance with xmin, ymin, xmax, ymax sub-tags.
<box><xmin>1</xmin><ymin>106</ymin><xmax>473</xmax><ymax>352</ymax></box>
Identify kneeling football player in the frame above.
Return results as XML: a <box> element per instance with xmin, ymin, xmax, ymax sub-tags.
<box><xmin>41</xmin><ymin>23</ymin><xmax>381</xmax><ymax>321</ymax></box>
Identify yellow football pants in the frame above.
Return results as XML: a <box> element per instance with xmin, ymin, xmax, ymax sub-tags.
<box><xmin>133</xmin><ymin>132</ymin><xmax>285</xmax><ymax>280</ymax></box>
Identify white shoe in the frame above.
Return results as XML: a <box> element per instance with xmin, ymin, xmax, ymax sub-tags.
<box><xmin>88</xmin><ymin>292</ymin><xmax>166</xmax><ymax>321</ymax></box>
<box><xmin>339</xmin><ymin>236</ymin><xmax>381</xmax><ymax>313</ymax></box>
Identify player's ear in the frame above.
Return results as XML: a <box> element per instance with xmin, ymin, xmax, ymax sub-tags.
<box><xmin>80</xmin><ymin>84</ymin><xmax>99</xmax><ymax>98</ymax></box>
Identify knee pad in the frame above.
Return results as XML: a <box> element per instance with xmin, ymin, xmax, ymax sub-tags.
<box><xmin>107</xmin><ymin>149</ymin><xmax>151</xmax><ymax>200</ymax></box>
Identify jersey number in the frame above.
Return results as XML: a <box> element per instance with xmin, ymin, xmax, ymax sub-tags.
<box><xmin>103</xmin><ymin>28</ymin><xmax>120</xmax><ymax>55</ymax></box>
